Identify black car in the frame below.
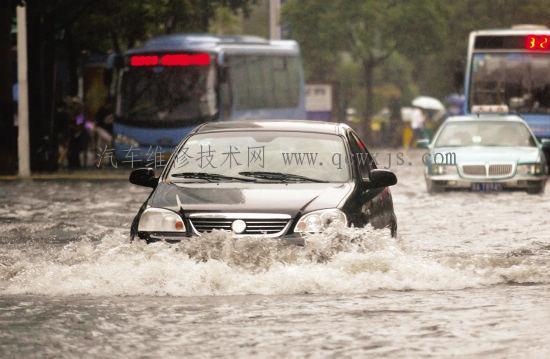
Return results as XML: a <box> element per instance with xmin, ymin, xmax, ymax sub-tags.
<box><xmin>129</xmin><ymin>120</ymin><xmax>398</xmax><ymax>244</ymax></box>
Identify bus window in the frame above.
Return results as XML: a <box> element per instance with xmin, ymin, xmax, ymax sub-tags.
<box><xmin>275</xmin><ymin>56</ymin><xmax>300</xmax><ymax>108</ymax></box>
<box><xmin>228</xmin><ymin>55</ymin><xmax>301</xmax><ymax>111</ymax></box>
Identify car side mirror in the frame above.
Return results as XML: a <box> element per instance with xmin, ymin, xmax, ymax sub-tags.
<box><xmin>363</xmin><ymin>169</ymin><xmax>397</xmax><ymax>189</ymax></box>
<box><xmin>416</xmin><ymin>139</ymin><xmax>430</xmax><ymax>149</ymax></box>
<box><xmin>129</xmin><ymin>168</ymin><xmax>158</xmax><ymax>188</ymax></box>
<box><xmin>541</xmin><ymin>138</ymin><xmax>550</xmax><ymax>149</ymax></box>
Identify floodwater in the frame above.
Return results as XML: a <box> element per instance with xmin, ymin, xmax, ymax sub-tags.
<box><xmin>1</xmin><ymin>150</ymin><xmax>549</xmax><ymax>357</ymax></box>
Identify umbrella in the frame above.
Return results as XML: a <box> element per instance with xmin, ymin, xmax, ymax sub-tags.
<box><xmin>412</xmin><ymin>96</ymin><xmax>445</xmax><ymax>111</ymax></box>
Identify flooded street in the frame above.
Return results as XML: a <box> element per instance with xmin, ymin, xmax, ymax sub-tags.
<box><xmin>1</xmin><ymin>150</ymin><xmax>550</xmax><ymax>357</ymax></box>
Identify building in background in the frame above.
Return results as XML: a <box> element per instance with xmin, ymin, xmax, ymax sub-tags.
<box><xmin>305</xmin><ymin>84</ymin><xmax>333</xmax><ymax>121</ymax></box>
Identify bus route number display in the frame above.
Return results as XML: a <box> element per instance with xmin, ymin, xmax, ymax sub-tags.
<box><xmin>525</xmin><ymin>35</ymin><xmax>550</xmax><ymax>51</ymax></box>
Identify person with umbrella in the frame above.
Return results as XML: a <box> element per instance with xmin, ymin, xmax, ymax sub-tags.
<box><xmin>412</xmin><ymin>96</ymin><xmax>445</xmax><ymax>141</ymax></box>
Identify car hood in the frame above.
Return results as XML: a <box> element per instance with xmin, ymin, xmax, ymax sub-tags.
<box><xmin>435</xmin><ymin>146</ymin><xmax>542</xmax><ymax>164</ymax></box>
<box><xmin>148</xmin><ymin>182</ymin><xmax>355</xmax><ymax>217</ymax></box>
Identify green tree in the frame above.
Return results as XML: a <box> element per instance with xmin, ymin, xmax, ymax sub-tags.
<box><xmin>284</xmin><ymin>0</ymin><xmax>446</xmax><ymax>134</ymax></box>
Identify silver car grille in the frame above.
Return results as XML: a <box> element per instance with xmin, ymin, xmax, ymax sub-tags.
<box><xmin>462</xmin><ymin>165</ymin><xmax>486</xmax><ymax>176</ymax></box>
<box><xmin>488</xmin><ymin>164</ymin><xmax>513</xmax><ymax>176</ymax></box>
<box><xmin>460</xmin><ymin>163</ymin><xmax>514</xmax><ymax>178</ymax></box>
<box><xmin>188</xmin><ymin>213</ymin><xmax>291</xmax><ymax>236</ymax></box>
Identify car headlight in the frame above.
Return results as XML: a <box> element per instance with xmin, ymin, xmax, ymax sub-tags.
<box><xmin>138</xmin><ymin>208</ymin><xmax>186</xmax><ymax>232</ymax></box>
<box><xmin>517</xmin><ymin>163</ymin><xmax>542</xmax><ymax>175</ymax></box>
<box><xmin>432</xmin><ymin>164</ymin><xmax>457</xmax><ymax>175</ymax></box>
<box><xmin>115</xmin><ymin>134</ymin><xmax>140</xmax><ymax>147</ymax></box>
<box><xmin>295</xmin><ymin>209</ymin><xmax>347</xmax><ymax>233</ymax></box>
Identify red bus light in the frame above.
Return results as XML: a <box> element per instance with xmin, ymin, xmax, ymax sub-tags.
<box><xmin>525</xmin><ymin>35</ymin><xmax>550</xmax><ymax>51</ymax></box>
<box><xmin>130</xmin><ymin>53</ymin><xmax>210</xmax><ymax>67</ymax></box>
<box><xmin>160</xmin><ymin>53</ymin><xmax>211</xmax><ymax>66</ymax></box>
<box><xmin>130</xmin><ymin>55</ymin><xmax>159</xmax><ymax>66</ymax></box>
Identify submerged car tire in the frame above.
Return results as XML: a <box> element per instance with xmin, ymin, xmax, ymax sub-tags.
<box><xmin>526</xmin><ymin>183</ymin><xmax>545</xmax><ymax>195</ymax></box>
<box><xmin>426</xmin><ymin>179</ymin><xmax>444</xmax><ymax>194</ymax></box>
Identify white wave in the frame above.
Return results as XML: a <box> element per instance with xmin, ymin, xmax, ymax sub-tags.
<box><xmin>1</xmin><ymin>227</ymin><xmax>548</xmax><ymax>296</ymax></box>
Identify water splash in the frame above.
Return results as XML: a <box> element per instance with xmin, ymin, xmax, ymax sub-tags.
<box><xmin>1</xmin><ymin>226</ymin><xmax>548</xmax><ymax>296</ymax></box>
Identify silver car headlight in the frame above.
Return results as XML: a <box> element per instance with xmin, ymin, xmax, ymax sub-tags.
<box><xmin>432</xmin><ymin>164</ymin><xmax>458</xmax><ymax>175</ymax></box>
<box><xmin>517</xmin><ymin>163</ymin><xmax>542</xmax><ymax>175</ymax></box>
<box><xmin>295</xmin><ymin>209</ymin><xmax>347</xmax><ymax>233</ymax></box>
<box><xmin>115</xmin><ymin>134</ymin><xmax>140</xmax><ymax>147</ymax></box>
<box><xmin>138</xmin><ymin>208</ymin><xmax>186</xmax><ymax>232</ymax></box>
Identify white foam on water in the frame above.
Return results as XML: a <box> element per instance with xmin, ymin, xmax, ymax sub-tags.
<box><xmin>1</xmin><ymin>226</ymin><xmax>548</xmax><ymax>296</ymax></box>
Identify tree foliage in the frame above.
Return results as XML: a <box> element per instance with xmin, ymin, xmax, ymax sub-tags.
<box><xmin>24</xmin><ymin>0</ymin><xmax>255</xmax><ymax>54</ymax></box>
<box><xmin>284</xmin><ymin>0</ymin><xmax>446</xmax><ymax>120</ymax></box>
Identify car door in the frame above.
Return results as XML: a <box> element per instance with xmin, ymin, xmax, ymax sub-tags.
<box><xmin>347</xmin><ymin>130</ymin><xmax>397</xmax><ymax>236</ymax></box>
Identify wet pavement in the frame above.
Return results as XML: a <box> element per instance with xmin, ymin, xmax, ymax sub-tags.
<box><xmin>1</xmin><ymin>150</ymin><xmax>549</xmax><ymax>357</ymax></box>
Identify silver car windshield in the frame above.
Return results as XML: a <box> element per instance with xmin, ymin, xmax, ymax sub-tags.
<box><xmin>166</xmin><ymin>131</ymin><xmax>351</xmax><ymax>183</ymax></box>
<box><xmin>435</xmin><ymin>121</ymin><xmax>537</xmax><ymax>147</ymax></box>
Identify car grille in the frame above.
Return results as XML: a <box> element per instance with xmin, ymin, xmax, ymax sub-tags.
<box><xmin>488</xmin><ymin>164</ymin><xmax>513</xmax><ymax>176</ymax></box>
<box><xmin>461</xmin><ymin>164</ymin><xmax>514</xmax><ymax>177</ymax></box>
<box><xmin>462</xmin><ymin>165</ymin><xmax>486</xmax><ymax>176</ymax></box>
<box><xmin>190</xmin><ymin>218</ymin><xmax>289</xmax><ymax>235</ymax></box>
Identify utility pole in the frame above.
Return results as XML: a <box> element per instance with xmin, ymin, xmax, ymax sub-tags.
<box><xmin>17</xmin><ymin>3</ymin><xmax>30</xmax><ymax>177</ymax></box>
<box><xmin>269</xmin><ymin>0</ymin><xmax>281</xmax><ymax>40</ymax></box>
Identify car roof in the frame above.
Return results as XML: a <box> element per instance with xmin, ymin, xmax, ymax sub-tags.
<box><xmin>444</xmin><ymin>114</ymin><xmax>527</xmax><ymax>123</ymax></box>
<box><xmin>193</xmin><ymin>120</ymin><xmax>349</xmax><ymax>136</ymax></box>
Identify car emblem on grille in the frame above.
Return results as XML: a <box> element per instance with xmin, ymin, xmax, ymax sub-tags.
<box><xmin>231</xmin><ymin>219</ymin><xmax>247</xmax><ymax>234</ymax></box>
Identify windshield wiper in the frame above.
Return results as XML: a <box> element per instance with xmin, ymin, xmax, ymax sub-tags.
<box><xmin>238</xmin><ymin>171</ymin><xmax>328</xmax><ymax>183</ymax></box>
<box><xmin>170</xmin><ymin>172</ymin><xmax>257</xmax><ymax>182</ymax></box>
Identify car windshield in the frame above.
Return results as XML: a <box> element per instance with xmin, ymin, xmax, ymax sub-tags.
<box><xmin>470</xmin><ymin>52</ymin><xmax>550</xmax><ymax>114</ymax></box>
<box><xmin>166</xmin><ymin>131</ymin><xmax>351</xmax><ymax>183</ymax></box>
<box><xmin>119</xmin><ymin>64</ymin><xmax>217</xmax><ymax>123</ymax></box>
<box><xmin>435</xmin><ymin>121</ymin><xmax>537</xmax><ymax>147</ymax></box>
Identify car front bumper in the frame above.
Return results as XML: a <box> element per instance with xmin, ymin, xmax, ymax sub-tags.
<box><xmin>426</xmin><ymin>174</ymin><xmax>547</xmax><ymax>190</ymax></box>
<box><xmin>138</xmin><ymin>231</ymin><xmax>307</xmax><ymax>245</ymax></box>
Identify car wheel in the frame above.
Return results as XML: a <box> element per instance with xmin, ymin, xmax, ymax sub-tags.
<box><xmin>527</xmin><ymin>183</ymin><xmax>545</xmax><ymax>195</ymax></box>
<box><xmin>426</xmin><ymin>179</ymin><xmax>444</xmax><ymax>194</ymax></box>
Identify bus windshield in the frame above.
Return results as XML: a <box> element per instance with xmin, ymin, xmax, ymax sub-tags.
<box><xmin>470</xmin><ymin>52</ymin><xmax>550</xmax><ymax>114</ymax></box>
<box><xmin>119</xmin><ymin>64</ymin><xmax>217</xmax><ymax>124</ymax></box>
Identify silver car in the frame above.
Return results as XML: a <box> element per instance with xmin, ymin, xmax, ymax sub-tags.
<box><xmin>419</xmin><ymin>115</ymin><xmax>549</xmax><ymax>194</ymax></box>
